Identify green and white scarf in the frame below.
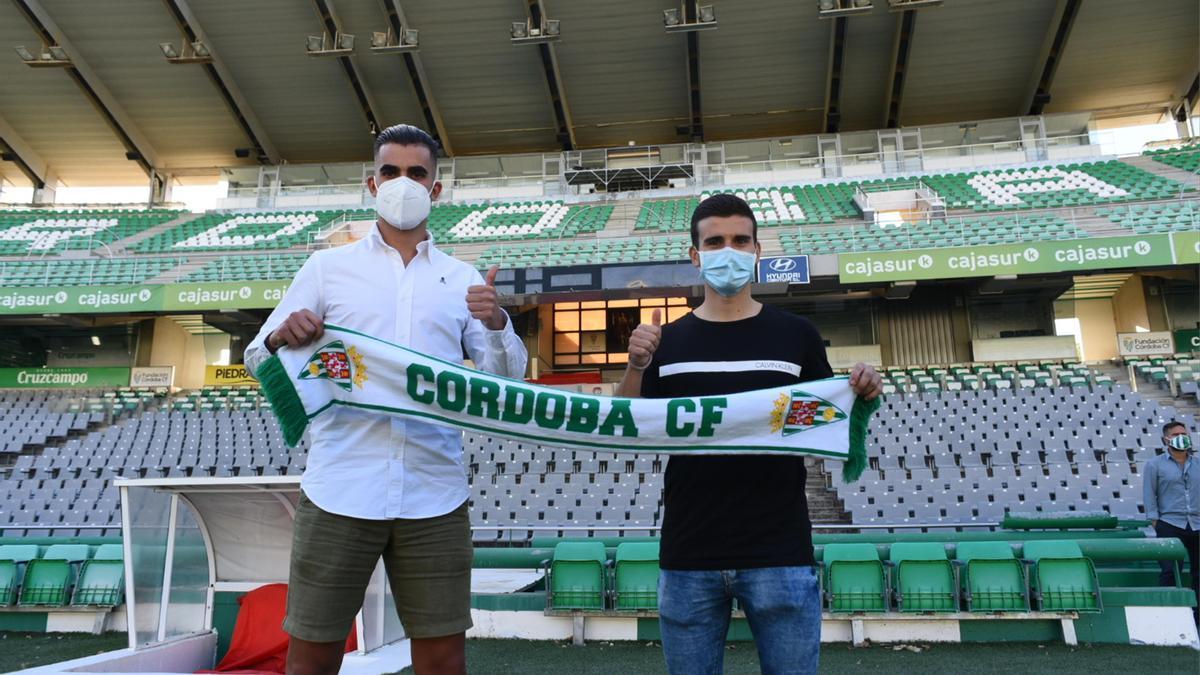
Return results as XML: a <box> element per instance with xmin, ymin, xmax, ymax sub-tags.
<box><xmin>256</xmin><ymin>325</ymin><xmax>880</xmax><ymax>482</ymax></box>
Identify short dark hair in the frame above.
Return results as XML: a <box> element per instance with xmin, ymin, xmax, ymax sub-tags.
<box><xmin>373</xmin><ymin>124</ymin><xmax>440</xmax><ymax>167</ymax></box>
<box><xmin>1163</xmin><ymin>420</ymin><xmax>1187</xmax><ymax>436</ymax></box>
<box><xmin>690</xmin><ymin>193</ymin><xmax>757</xmax><ymax>247</ymax></box>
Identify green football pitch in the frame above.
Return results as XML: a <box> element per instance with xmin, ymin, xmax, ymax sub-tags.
<box><xmin>395</xmin><ymin>639</ymin><xmax>1200</xmax><ymax>675</ymax></box>
<box><xmin>2</xmin><ymin>633</ymin><xmax>1197</xmax><ymax>674</ymax></box>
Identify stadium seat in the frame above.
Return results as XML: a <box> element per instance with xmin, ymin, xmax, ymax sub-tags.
<box><xmin>823</xmin><ymin>543</ymin><xmax>888</xmax><ymax>612</ymax></box>
<box><xmin>18</xmin><ymin>543</ymin><xmax>90</xmax><ymax>606</ymax></box>
<box><xmin>614</xmin><ymin>542</ymin><xmax>659</xmax><ymax>610</ymax></box>
<box><xmin>1145</xmin><ymin>147</ymin><xmax>1200</xmax><ymax>175</ymax></box>
<box><xmin>1022</xmin><ymin>540</ymin><xmax>1101</xmax><ymax>612</ymax></box>
<box><xmin>889</xmin><ymin>542</ymin><xmax>958</xmax><ymax>612</ymax></box>
<box><xmin>0</xmin><ymin>544</ymin><xmax>39</xmax><ymax>605</ymax></box>
<box><xmin>72</xmin><ymin>543</ymin><xmax>125</xmax><ymax>606</ymax></box>
<box><xmin>956</xmin><ymin>541</ymin><xmax>1029</xmax><ymax>612</ymax></box>
<box><xmin>0</xmin><ymin>209</ymin><xmax>182</xmax><ymax>256</ymax></box>
<box><xmin>549</xmin><ymin>542</ymin><xmax>607</xmax><ymax>610</ymax></box>
<box><xmin>0</xmin><ymin>257</ymin><xmax>185</xmax><ymax>287</ymax></box>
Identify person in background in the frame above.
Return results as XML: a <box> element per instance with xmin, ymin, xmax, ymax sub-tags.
<box><xmin>1144</xmin><ymin>420</ymin><xmax>1199</xmax><ymax>624</ymax></box>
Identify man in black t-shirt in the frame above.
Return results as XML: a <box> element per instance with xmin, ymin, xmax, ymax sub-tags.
<box><xmin>617</xmin><ymin>194</ymin><xmax>882</xmax><ymax>675</ymax></box>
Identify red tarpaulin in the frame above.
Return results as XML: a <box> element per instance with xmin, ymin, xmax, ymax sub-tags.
<box><xmin>199</xmin><ymin>584</ymin><xmax>356</xmax><ymax>674</ymax></box>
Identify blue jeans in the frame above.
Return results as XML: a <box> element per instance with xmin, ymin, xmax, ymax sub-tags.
<box><xmin>658</xmin><ymin>566</ymin><xmax>821</xmax><ymax>675</ymax></box>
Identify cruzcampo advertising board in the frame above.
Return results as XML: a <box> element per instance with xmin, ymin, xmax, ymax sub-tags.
<box><xmin>0</xmin><ymin>367</ymin><xmax>131</xmax><ymax>388</ymax></box>
<box><xmin>0</xmin><ymin>281</ymin><xmax>291</xmax><ymax>316</ymax></box>
<box><xmin>838</xmin><ymin>233</ymin><xmax>1181</xmax><ymax>284</ymax></box>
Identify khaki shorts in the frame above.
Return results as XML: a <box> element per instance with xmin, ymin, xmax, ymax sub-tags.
<box><xmin>283</xmin><ymin>492</ymin><xmax>473</xmax><ymax>642</ymax></box>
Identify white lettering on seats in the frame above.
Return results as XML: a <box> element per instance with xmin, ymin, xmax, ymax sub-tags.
<box><xmin>968</xmin><ymin>168</ymin><xmax>1126</xmax><ymax>206</ymax></box>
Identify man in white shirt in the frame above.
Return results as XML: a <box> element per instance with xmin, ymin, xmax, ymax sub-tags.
<box><xmin>244</xmin><ymin>124</ymin><xmax>528</xmax><ymax>675</ymax></box>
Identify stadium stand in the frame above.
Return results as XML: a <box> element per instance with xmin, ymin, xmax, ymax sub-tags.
<box><xmin>475</xmin><ymin>235</ymin><xmax>691</xmax><ymax>269</ymax></box>
<box><xmin>0</xmin><ymin>210</ymin><xmax>182</xmax><ymax>256</ymax></box>
<box><xmin>427</xmin><ymin>201</ymin><xmax>614</xmax><ymax>244</ymax></box>
<box><xmin>779</xmin><ymin>213</ymin><xmax>1084</xmax><ymax>255</ymax></box>
<box><xmin>923</xmin><ymin>160</ymin><xmax>1194</xmax><ymax>210</ymax></box>
<box><xmin>1096</xmin><ymin>200</ymin><xmax>1198</xmax><ymax>234</ymax></box>
<box><xmin>130</xmin><ymin>211</ymin><xmax>341</xmax><ymax>253</ymax></box>
<box><xmin>5</xmin><ymin>358</ymin><xmax>1196</xmax><ymax>541</ymax></box>
<box><xmin>633</xmin><ymin>159</ymin><xmax>1194</xmax><ymax>236</ymax></box>
<box><xmin>179</xmin><ymin>253</ymin><xmax>311</xmax><ymax>283</ymax></box>
<box><xmin>0</xmin><ymin>542</ymin><xmax>123</xmax><ymax>609</ymax></box>
<box><xmin>635</xmin><ymin>184</ymin><xmax>860</xmax><ymax>232</ymax></box>
<box><xmin>0</xmin><ymin>257</ymin><xmax>185</xmax><ymax>287</ymax></box>
<box><xmin>1145</xmin><ymin>146</ymin><xmax>1200</xmax><ymax>175</ymax></box>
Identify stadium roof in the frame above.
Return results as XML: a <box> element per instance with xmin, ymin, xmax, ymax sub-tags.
<box><xmin>0</xmin><ymin>0</ymin><xmax>1196</xmax><ymax>188</ymax></box>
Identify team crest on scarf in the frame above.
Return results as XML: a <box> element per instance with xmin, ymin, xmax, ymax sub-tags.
<box><xmin>297</xmin><ymin>340</ymin><xmax>367</xmax><ymax>391</ymax></box>
<box><xmin>770</xmin><ymin>390</ymin><xmax>846</xmax><ymax>436</ymax></box>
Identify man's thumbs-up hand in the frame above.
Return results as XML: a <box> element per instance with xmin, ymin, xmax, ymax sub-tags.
<box><xmin>467</xmin><ymin>265</ymin><xmax>507</xmax><ymax>330</ymax></box>
<box><xmin>627</xmin><ymin>309</ymin><xmax>663</xmax><ymax>372</ymax></box>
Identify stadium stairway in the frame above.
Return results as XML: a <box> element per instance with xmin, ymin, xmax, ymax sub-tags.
<box><xmin>106</xmin><ymin>212</ymin><xmax>207</xmax><ymax>254</ymax></box>
<box><xmin>142</xmin><ymin>259</ymin><xmax>211</xmax><ymax>285</ymax></box>
<box><xmin>1103</xmin><ymin>360</ymin><xmax>1200</xmax><ymax>419</ymax></box>
<box><xmin>594</xmin><ymin>198</ymin><xmax>645</xmax><ymax>240</ymax></box>
<box><xmin>1120</xmin><ymin>155</ymin><xmax>1200</xmax><ymax>190</ymax></box>
<box><xmin>806</xmin><ymin>457</ymin><xmax>851</xmax><ymax>526</ymax></box>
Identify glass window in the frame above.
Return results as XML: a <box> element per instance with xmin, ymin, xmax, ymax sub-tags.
<box><xmin>580</xmin><ymin>310</ymin><xmax>606</xmax><ymax>331</ymax></box>
<box><xmin>553</xmin><ymin>311</ymin><xmax>579</xmax><ymax>332</ymax></box>
<box><xmin>552</xmin><ymin>297</ymin><xmax>690</xmax><ymax>369</ymax></box>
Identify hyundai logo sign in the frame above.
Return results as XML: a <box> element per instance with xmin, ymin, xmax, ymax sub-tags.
<box><xmin>758</xmin><ymin>255</ymin><xmax>810</xmax><ymax>285</ymax></box>
<box><xmin>768</xmin><ymin>258</ymin><xmax>797</xmax><ymax>272</ymax></box>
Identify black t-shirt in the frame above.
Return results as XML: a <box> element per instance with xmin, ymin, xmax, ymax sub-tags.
<box><xmin>641</xmin><ymin>303</ymin><xmax>834</xmax><ymax>570</ymax></box>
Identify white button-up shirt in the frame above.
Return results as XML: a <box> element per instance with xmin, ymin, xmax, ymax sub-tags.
<box><xmin>244</xmin><ymin>225</ymin><xmax>528</xmax><ymax>520</ymax></box>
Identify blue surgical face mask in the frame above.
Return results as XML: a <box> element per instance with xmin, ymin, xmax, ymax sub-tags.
<box><xmin>698</xmin><ymin>247</ymin><xmax>757</xmax><ymax>297</ymax></box>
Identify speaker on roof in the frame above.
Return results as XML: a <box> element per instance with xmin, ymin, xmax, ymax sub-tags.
<box><xmin>234</xmin><ymin>148</ymin><xmax>251</xmax><ymax>159</ymax></box>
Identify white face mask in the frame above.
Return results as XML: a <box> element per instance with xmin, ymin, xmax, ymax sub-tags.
<box><xmin>375</xmin><ymin>176</ymin><xmax>432</xmax><ymax>230</ymax></box>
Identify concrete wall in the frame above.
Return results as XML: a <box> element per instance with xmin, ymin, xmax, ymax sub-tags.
<box><xmin>1112</xmin><ymin>275</ymin><xmax>1153</xmax><ymax>334</ymax></box>
<box><xmin>1073</xmin><ymin>298</ymin><xmax>1120</xmax><ymax>362</ymax></box>
<box><xmin>145</xmin><ymin>318</ymin><xmax>226</xmax><ymax>389</ymax></box>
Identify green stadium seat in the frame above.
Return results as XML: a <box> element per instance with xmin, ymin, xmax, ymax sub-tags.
<box><xmin>889</xmin><ymin>542</ymin><xmax>957</xmax><ymax>612</ymax></box>
<box><xmin>956</xmin><ymin>541</ymin><xmax>1029</xmax><ymax>612</ymax></box>
<box><xmin>550</xmin><ymin>542</ymin><xmax>607</xmax><ymax>610</ymax></box>
<box><xmin>614</xmin><ymin>542</ymin><xmax>659</xmax><ymax>611</ymax></box>
<box><xmin>72</xmin><ymin>544</ymin><xmax>125</xmax><ymax>607</ymax></box>
<box><xmin>823</xmin><ymin>543</ymin><xmax>887</xmax><ymax>612</ymax></box>
<box><xmin>0</xmin><ymin>208</ymin><xmax>182</xmax><ymax>257</ymax></box>
<box><xmin>0</xmin><ymin>544</ymin><xmax>39</xmax><ymax>606</ymax></box>
<box><xmin>19</xmin><ymin>544</ymin><xmax>90</xmax><ymax>607</ymax></box>
<box><xmin>1022</xmin><ymin>541</ymin><xmax>1101</xmax><ymax>613</ymax></box>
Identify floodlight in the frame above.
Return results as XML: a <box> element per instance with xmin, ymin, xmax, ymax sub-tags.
<box><xmin>511</xmin><ymin>19</ymin><xmax>559</xmax><ymax>45</ymax></box>
<box><xmin>306</xmin><ymin>35</ymin><xmax>324</xmax><ymax>52</ymax></box>
<box><xmin>91</xmin><ymin>335</ymin><xmax>101</xmax><ymax>346</ymax></box>
<box><xmin>888</xmin><ymin>0</ymin><xmax>942</xmax><ymax>9</ymax></box>
<box><xmin>159</xmin><ymin>42</ymin><xmax>178</xmax><ymax>58</ymax></box>
<box><xmin>14</xmin><ymin>46</ymin><xmax>35</xmax><ymax>61</ymax></box>
<box><xmin>48</xmin><ymin>46</ymin><xmax>68</xmax><ymax>61</ymax></box>
<box><xmin>401</xmin><ymin>29</ymin><xmax>419</xmax><ymax>46</ymax></box>
<box><xmin>337</xmin><ymin>33</ymin><xmax>355</xmax><ymax>51</ymax></box>
<box><xmin>371</xmin><ymin>31</ymin><xmax>388</xmax><ymax>48</ymax></box>
<box><xmin>191</xmin><ymin>41</ymin><xmax>210</xmax><ymax>58</ymax></box>
<box><xmin>818</xmin><ymin>0</ymin><xmax>873</xmax><ymax>18</ymax></box>
<box><xmin>664</xmin><ymin>4</ymin><xmax>717</xmax><ymax>32</ymax></box>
